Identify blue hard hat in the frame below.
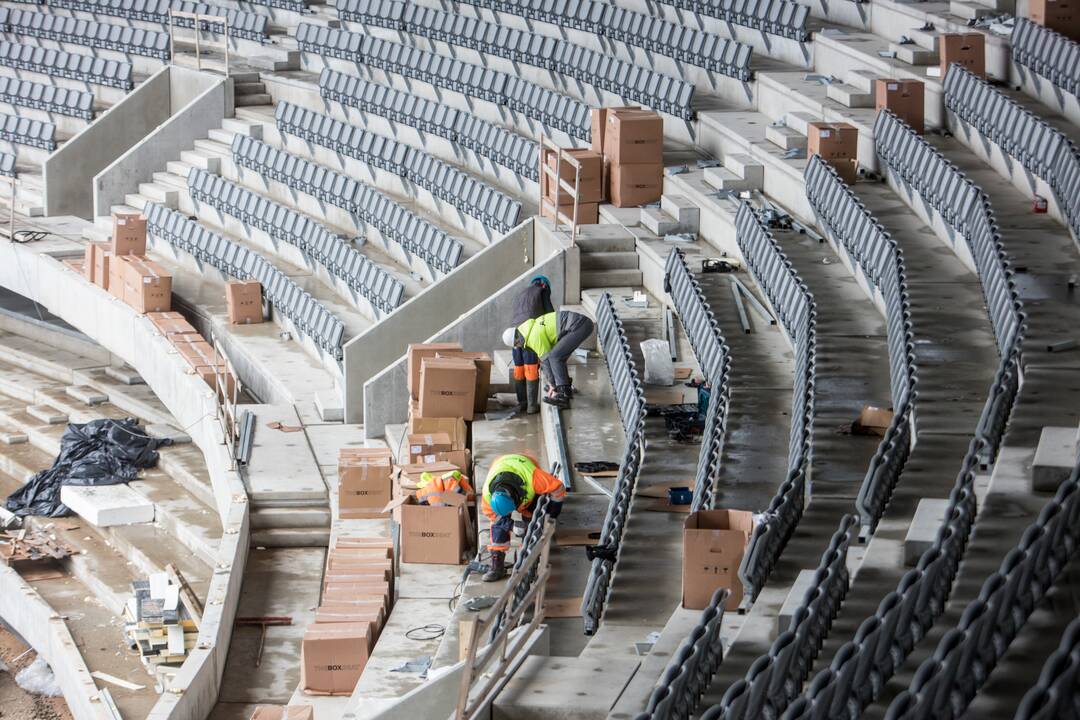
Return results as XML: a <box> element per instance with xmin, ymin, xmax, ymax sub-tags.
<box><xmin>490</xmin><ymin>490</ymin><xmax>517</xmax><ymax>517</ymax></box>
<box><xmin>532</xmin><ymin>275</ymin><xmax>551</xmax><ymax>289</ymax></box>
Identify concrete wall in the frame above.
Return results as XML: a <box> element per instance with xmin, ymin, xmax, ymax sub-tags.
<box><xmin>343</xmin><ymin>218</ymin><xmax>537</xmax><ymax>424</ymax></box>
<box><xmin>363</xmin><ymin>240</ymin><xmax>568</xmax><ymax>438</ymax></box>
<box><xmin>92</xmin><ymin>67</ymin><xmax>229</xmax><ymax>217</ymax></box>
<box><xmin>42</xmin><ymin>67</ymin><xmax>171</xmax><ymax>218</ymax></box>
<box><xmin>0</xmin><ymin>241</ymin><xmax>248</xmax><ymax>720</ymax></box>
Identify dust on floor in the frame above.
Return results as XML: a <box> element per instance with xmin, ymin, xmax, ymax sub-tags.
<box><xmin>0</xmin><ymin>622</ymin><xmax>73</xmax><ymax>720</ymax></box>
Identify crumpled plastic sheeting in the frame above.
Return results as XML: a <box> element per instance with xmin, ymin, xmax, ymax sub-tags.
<box><xmin>4</xmin><ymin>417</ymin><xmax>170</xmax><ymax>518</ymax></box>
<box><xmin>15</xmin><ymin>657</ymin><xmax>63</xmax><ymax>697</ymax></box>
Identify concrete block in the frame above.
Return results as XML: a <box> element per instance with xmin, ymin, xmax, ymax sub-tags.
<box><xmin>890</xmin><ymin>43</ymin><xmax>938</xmax><ymax>66</ymax></box>
<box><xmin>137</xmin><ymin>183</ymin><xmax>177</xmax><ymax>208</ymax></box>
<box><xmin>494</xmin><ymin>655</ymin><xmax>639</xmax><ymax>720</ymax></box>
<box><xmin>105</xmin><ymin>365</ymin><xmax>145</xmax><ymax>385</ymax></box>
<box><xmin>180</xmin><ymin>150</ymin><xmax>220</xmax><ymax>173</ymax></box>
<box><xmin>907</xmin><ymin>28</ymin><xmax>941</xmax><ymax>52</ymax></box>
<box><xmin>826</xmin><ymin>82</ymin><xmax>875</xmax><ymax>108</ymax></box>
<box><xmin>221</xmin><ymin>118</ymin><xmax>264</xmax><ymax>139</ymax></box>
<box><xmin>661</xmin><ymin>194</ymin><xmax>701</xmax><ymax>232</ymax></box>
<box><xmin>704</xmin><ymin>166</ymin><xmax>757</xmax><ymax>192</ymax></box>
<box><xmin>315</xmin><ymin>389</ymin><xmax>344</xmax><ymax>422</ymax></box>
<box><xmin>65</xmin><ymin>385</ymin><xmax>108</xmax><ymax>406</ymax></box>
<box><xmin>165</xmin><ymin>161</ymin><xmax>194</xmax><ymax>178</ymax></box>
<box><xmin>783</xmin><ymin>111</ymin><xmax>820</xmax><ymax>136</ymax></box>
<box><xmin>904</xmin><ymin>498</ymin><xmax>949</xmax><ymax>566</ymax></box>
<box><xmin>580</xmin><ymin>251</ymin><xmax>639</xmax><ymax>271</ymax></box>
<box><xmin>60</xmin><ymin>484</ymin><xmax>155</xmax><ymax>527</ymax></box>
<box><xmin>846</xmin><ymin>69</ymin><xmax>879</xmax><ymax>94</ymax></box>
<box><xmin>146</xmin><ymin>423</ymin><xmax>192</xmax><ymax>444</ymax></box>
<box><xmin>641</xmin><ymin>207</ymin><xmax>679</xmax><ymax>236</ymax></box>
<box><xmin>1032</xmin><ymin>426</ymin><xmax>1079</xmax><ymax>492</ymax></box>
<box><xmin>27</xmin><ymin>405</ymin><xmax>68</xmax><ymax>425</ymax></box>
<box><xmin>599</xmin><ymin>204</ymin><xmax>641</xmax><ymax>227</ymax></box>
<box><xmin>949</xmin><ymin>0</ymin><xmax>993</xmax><ymax>18</ymax></box>
<box><xmin>778</xmin><ymin>569</ymin><xmax>817</xmax><ymax>632</ymax></box>
<box><xmin>765</xmin><ymin>124</ymin><xmax>807</xmax><ymax>150</ymax></box>
<box><xmin>0</xmin><ymin>431</ymin><xmax>27</xmax><ymax>445</ymax></box>
<box><xmin>724</xmin><ymin>153</ymin><xmax>765</xmax><ymax>188</ymax></box>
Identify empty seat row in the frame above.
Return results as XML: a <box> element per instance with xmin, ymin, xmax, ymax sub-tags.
<box><xmin>275</xmin><ymin>101</ymin><xmax>523</xmax><ymax>233</ymax></box>
<box><xmin>662</xmin><ymin>0</ymin><xmax>810</xmax><ymax>41</ymax></box>
<box><xmin>804</xmin><ymin>154</ymin><xmax>916</xmax><ymax>537</ymax></box>
<box><xmin>319</xmin><ymin>68</ymin><xmax>538</xmax><ymax>181</ymax></box>
<box><xmin>664</xmin><ymin>248</ymin><xmax>732</xmax><ymax>514</ymax></box>
<box><xmin>143</xmin><ymin>202</ymin><xmax>347</xmax><ymax>358</ymax></box>
<box><xmin>5</xmin><ymin>8</ymin><xmax>171</xmax><ymax>60</ymax></box>
<box><xmin>581</xmin><ymin>291</ymin><xmax>646</xmax><ymax>635</ymax></box>
<box><xmin>1014</xmin><ymin>614</ymin><xmax>1080</xmax><ymax>720</ymax></box>
<box><xmin>338</xmin><ymin>0</ymin><xmax>697</xmax><ymax>119</ymax></box>
<box><xmin>734</xmin><ymin>200</ymin><xmax>816</xmax><ymax>608</ymax></box>
<box><xmin>231</xmin><ymin>134</ymin><xmax>464</xmax><ymax>274</ymax></box>
<box><xmin>1011</xmin><ymin>18</ymin><xmax>1079</xmax><ymax>98</ymax></box>
<box><xmin>48</xmin><ymin>0</ymin><xmax>270</xmax><ymax>41</ymax></box>
<box><xmin>296</xmin><ymin>22</ymin><xmax>591</xmax><ymax>140</ymax></box>
<box><xmin>0</xmin><ymin>76</ymin><xmax>94</xmax><ymax>120</ymax></box>
<box><xmin>0</xmin><ymin>40</ymin><xmax>133</xmax><ymax>90</ymax></box>
<box><xmin>186</xmin><ymin>167</ymin><xmax>406</xmax><ymax>315</ymax></box>
<box><xmin>0</xmin><ymin>111</ymin><xmax>55</xmax><ymax>149</ymax></box>
<box><xmin>0</xmin><ymin>151</ymin><xmax>16</xmax><ymax>176</ymax></box>
<box><xmin>944</xmin><ymin>64</ymin><xmax>1080</xmax><ymax>248</ymax></box>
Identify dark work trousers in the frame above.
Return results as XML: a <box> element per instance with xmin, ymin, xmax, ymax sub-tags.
<box><xmin>489</xmin><ymin>500</ymin><xmax>537</xmax><ymax>552</ymax></box>
<box><xmin>540</xmin><ymin>311</ymin><xmax>594</xmax><ymax>388</ymax></box>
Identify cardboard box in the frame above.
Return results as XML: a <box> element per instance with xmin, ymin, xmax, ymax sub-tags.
<box><xmin>1030</xmin><ymin>0</ymin><xmax>1080</xmax><ymax>38</ymax></box>
<box><xmin>148</xmin><ymin>311</ymin><xmax>194</xmax><ymax>336</ymax></box>
<box><xmin>875</xmin><ymin>79</ymin><xmax>925</xmax><ymax>135</ymax></box>
<box><xmin>335</xmin><ymin>536</ymin><xmax>394</xmax><ymax>551</ymax></box>
<box><xmin>175</xmin><ymin>339</ymin><xmax>217</xmax><ymax>369</ymax></box>
<box><xmin>852</xmin><ymin>405</ymin><xmax>894</xmax><ymax>436</ymax></box>
<box><xmin>337</xmin><ymin>447</ymin><xmax>393</xmax><ymax>519</ymax></box>
<box><xmin>92</xmin><ymin>245</ymin><xmax>111</xmax><ymax>290</ymax></box>
<box><xmin>590</xmin><ymin>106</ymin><xmax>641</xmax><ymax>154</ymax></box>
<box><xmin>438</xmin><ymin>448</ymin><xmax>472</xmax><ymax>474</ymax></box>
<box><xmin>250</xmin><ymin>706</ymin><xmax>315</xmax><ymax>720</ymax></box>
<box><xmin>682</xmin><ymin>509</ymin><xmax>755</xmax><ymax>610</ymax></box>
<box><xmin>408</xmin><ymin>432</ymin><xmax>453</xmax><ymax>464</ymax></box>
<box><xmin>940</xmin><ymin>33</ymin><xmax>985</xmax><ymax>79</ymax></box>
<box><xmin>300</xmin><ymin>622</ymin><xmax>372</xmax><ymax>695</ymax></box>
<box><xmin>322</xmin><ymin>581</ymin><xmax>392</xmax><ymax>610</ymax></box>
<box><xmin>541</xmin><ymin>201</ymin><xmax>600</xmax><ymax>225</ymax></box>
<box><xmin>226</xmin><ymin>279</ymin><xmax>263</xmax><ymax>325</ymax></box>
<box><xmin>407</xmin><ymin>343</ymin><xmax>462</xmax><ymax>401</ymax></box>
<box><xmin>170</xmin><ymin>332</ymin><xmax>204</xmax><ymax>344</ymax></box>
<box><xmin>435</xmin><ymin>351</ymin><xmax>493</xmax><ymax>413</ymax></box>
<box><xmin>407</xmin><ymin>416</ymin><xmax>468</xmax><ymax>450</ymax></box>
<box><xmin>610</xmin><ymin>163</ymin><xmax>663</xmax><ymax>208</ymax></box>
<box><xmin>389</xmin><ymin>494</ymin><xmax>468</xmax><ymax>565</ymax></box>
<box><xmin>315</xmin><ymin>603</ymin><xmax>386</xmax><ymax>628</ymax></box>
<box><xmin>807</xmin><ymin>122</ymin><xmax>859</xmax><ymax>184</ymax></box>
<box><xmin>108</xmin><ymin>254</ymin><xmax>127</xmax><ymax>300</ymax></box>
<box><xmin>543</xmin><ymin>148</ymin><xmax>604</xmax><ymax>204</ymax></box>
<box><xmin>195</xmin><ymin>365</ymin><xmax>237</xmax><ymax>400</ymax></box>
<box><xmin>393</xmin><ymin>461</ymin><xmax>463</xmax><ymax>498</ymax></box>
<box><xmin>83</xmin><ymin>243</ymin><xmax>96</xmax><ymax>284</ymax></box>
<box><xmin>111</xmin><ymin>211</ymin><xmax>147</xmax><ymax>256</ymax></box>
<box><xmin>604</xmin><ymin>110</ymin><xmax>664</xmax><ymax>166</ymax></box>
<box><xmin>118</xmin><ymin>256</ymin><xmax>171</xmax><ymax>313</ymax></box>
<box><xmin>419</xmin><ymin>357</ymin><xmax>477</xmax><ymax>421</ymax></box>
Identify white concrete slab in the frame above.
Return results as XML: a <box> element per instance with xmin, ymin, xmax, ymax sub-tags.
<box><xmin>104</xmin><ymin>365</ymin><xmax>145</xmax><ymax>385</ymax></box>
<box><xmin>243</xmin><ymin>403</ymin><xmax>328</xmax><ymax>505</ymax></box>
<box><xmin>61</xmin><ymin>484</ymin><xmax>156</xmax><ymax>527</ymax></box>
<box><xmin>27</xmin><ymin>404</ymin><xmax>68</xmax><ymax>424</ymax></box>
<box><xmin>64</xmin><ymin>384</ymin><xmax>108</xmax><ymax>405</ymax></box>
<box><xmin>1032</xmin><ymin>426</ymin><xmax>1079</xmax><ymax>492</ymax></box>
<box><xmin>903</xmin><ymin>498</ymin><xmax>949</xmax><ymax>566</ymax></box>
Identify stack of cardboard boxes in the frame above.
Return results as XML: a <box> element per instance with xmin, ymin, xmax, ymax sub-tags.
<box><xmin>1029</xmin><ymin>0</ymin><xmax>1079</xmax><ymax>39</ymax></box>
<box><xmin>807</xmin><ymin>122</ymin><xmax>859</xmax><ymax>184</ymax></box>
<box><xmin>302</xmin><ymin>535</ymin><xmax>394</xmax><ymax>695</ymax></box>
<box><xmin>540</xmin><ymin>146</ymin><xmax>603</xmax><ymax>225</ymax></box>
<box><xmin>592</xmin><ymin>107</ymin><xmax>665</xmax><ymax>208</ymax></box>
<box><xmin>939</xmin><ymin>33</ymin><xmax>986</xmax><ymax>78</ymax></box>
<box><xmin>84</xmin><ymin>211</ymin><xmax>174</xmax><ymax>314</ymax></box>
<box><xmin>875</xmin><ymin>79</ymin><xmax>925</xmax><ymax>134</ymax></box>
<box><xmin>148</xmin><ymin>311</ymin><xmax>237</xmax><ymax>400</ymax></box>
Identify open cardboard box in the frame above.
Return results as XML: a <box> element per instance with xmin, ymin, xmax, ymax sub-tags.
<box><xmin>682</xmin><ymin>509</ymin><xmax>754</xmax><ymax>610</ymax></box>
<box><xmin>384</xmin><ymin>492</ymin><xmax>471</xmax><ymax>565</ymax></box>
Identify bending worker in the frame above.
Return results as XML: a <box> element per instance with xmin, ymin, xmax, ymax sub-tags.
<box><xmin>506</xmin><ymin>276</ymin><xmax>555</xmax><ymax>415</ymax></box>
<box><xmin>502</xmin><ymin>308</ymin><xmax>594</xmax><ymax>410</ymax></box>
<box><xmin>481</xmin><ymin>453</ymin><xmax>565</xmax><ymax>581</ymax></box>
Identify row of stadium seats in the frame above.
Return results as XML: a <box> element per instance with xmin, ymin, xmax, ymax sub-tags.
<box><xmin>1011</xmin><ymin>18</ymin><xmax>1079</xmax><ymax>98</ymax></box>
<box><xmin>274</xmin><ymin>101</ymin><xmax>523</xmax><ymax>233</ymax></box>
<box><xmin>580</xmin><ymin>291</ymin><xmax>647</xmax><ymax>635</ymax></box>
<box><xmin>1014</xmin><ymin>614</ymin><xmax>1080</xmax><ymax>720</ymax></box>
<box><xmin>734</xmin><ymin>200</ymin><xmax>817</xmax><ymax>607</ymax></box>
<box><xmin>804</xmin><ymin>154</ymin><xmax>917</xmax><ymax>537</ymax></box>
<box><xmin>231</xmin><ymin>134</ymin><xmax>465</xmax><ymax>274</ymax></box>
<box><xmin>144</xmin><ymin>202</ymin><xmax>347</xmax><ymax>358</ymax></box>
<box><xmin>944</xmin><ymin>64</ymin><xmax>1080</xmax><ymax>245</ymax></box>
<box><xmin>295</xmin><ymin>23</ymin><xmax>592</xmax><ymax>141</ymax></box>
<box><xmin>0</xmin><ymin>111</ymin><xmax>54</xmax><ymax>149</ymax></box>
<box><xmin>0</xmin><ymin>76</ymin><xmax>94</xmax><ymax>120</ymax></box>
<box><xmin>0</xmin><ymin>40</ymin><xmax>133</xmax><ymax>90</ymax></box>
<box><xmin>664</xmin><ymin>248</ymin><xmax>731</xmax><ymax>514</ymax></box>
<box><xmin>2</xmin><ymin>7</ymin><xmax>171</xmax><ymax>60</ymax></box>
<box><xmin>337</xmin><ymin>0</ymin><xmax>696</xmax><ymax>119</ymax></box>
<box><xmin>319</xmin><ymin>68</ymin><xmax>539</xmax><ymax>182</ymax></box>
<box><xmin>659</xmin><ymin>0</ymin><xmax>811</xmax><ymax>40</ymax></box>
<box><xmin>186</xmin><ymin>167</ymin><xmax>407</xmax><ymax>315</ymax></box>
<box><xmin>48</xmin><ymin>0</ymin><xmax>270</xmax><ymax>41</ymax></box>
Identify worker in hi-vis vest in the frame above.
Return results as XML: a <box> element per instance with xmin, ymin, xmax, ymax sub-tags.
<box><xmin>502</xmin><ymin>308</ymin><xmax>594</xmax><ymax>410</ymax></box>
<box><xmin>506</xmin><ymin>276</ymin><xmax>555</xmax><ymax>415</ymax></box>
<box><xmin>480</xmin><ymin>453</ymin><xmax>565</xmax><ymax>582</ymax></box>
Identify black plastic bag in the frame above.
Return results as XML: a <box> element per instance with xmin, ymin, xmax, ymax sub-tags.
<box><xmin>5</xmin><ymin>417</ymin><xmax>171</xmax><ymax>518</ymax></box>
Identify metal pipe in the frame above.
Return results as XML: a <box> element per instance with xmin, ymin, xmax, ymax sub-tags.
<box><xmin>732</xmin><ymin>276</ymin><xmax>776</xmax><ymax>325</ymax></box>
<box><xmin>730</xmin><ymin>278</ymin><xmax>751</xmax><ymax>333</ymax></box>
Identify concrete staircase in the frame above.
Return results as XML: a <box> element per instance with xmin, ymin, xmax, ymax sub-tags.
<box><xmin>577</xmin><ymin>224</ymin><xmax>642</xmax><ymax>290</ymax></box>
<box><xmin>233</xmin><ymin>71</ymin><xmax>274</xmax><ymax>108</ymax></box>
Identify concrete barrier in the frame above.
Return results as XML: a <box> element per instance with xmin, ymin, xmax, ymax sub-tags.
<box><xmin>92</xmin><ymin>67</ymin><xmax>230</xmax><ymax>218</ymax></box>
<box><xmin>362</xmin><ymin>220</ymin><xmax>574</xmax><ymax>437</ymax></box>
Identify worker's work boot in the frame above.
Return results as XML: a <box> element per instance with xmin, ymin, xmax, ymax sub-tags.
<box><xmin>514</xmin><ymin>379</ymin><xmax>528</xmax><ymax>413</ymax></box>
<box><xmin>543</xmin><ymin>385</ymin><xmax>572</xmax><ymax>409</ymax></box>
<box><xmin>483</xmin><ymin>551</ymin><xmax>507</xmax><ymax>582</ymax></box>
<box><xmin>526</xmin><ymin>379</ymin><xmax>540</xmax><ymax>415</ymax></box>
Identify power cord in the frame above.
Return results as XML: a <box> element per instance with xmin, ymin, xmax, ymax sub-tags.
<box><xmin>404</xmin><ymin>624</ymin><xmax>445</xmax><ymax>641</ymax></box>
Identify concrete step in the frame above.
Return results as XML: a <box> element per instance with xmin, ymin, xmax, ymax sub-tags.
<box><xmin>826</xmin><ymin>81</ymin><xmax>874</xmax><ymax>108</ymax></box>
<box><xmin>193</xmin><ymin>138</ymin><xmax>232</xmax><ymax>158</ymax></box>
<box><xmin>906</xmin><ymin>27</ymin><xmax>942</xmax><ymax>52</ymax></box>
<box><xmin>235</xmin><ymin>92</ymin><xmax>274</xmax><ymax>107</ymax></box>
<box><xmin>949</xmin><ymin>0</ymin><xmax>994</xmax><ymax>18</ymax></box>
<box><xmin>152</xmin><ymin>171</ymin><xmax>188</xmax><ymax>191</ymax></box>
<box><xmin>229</xmin><ymin>71</ymin><xmax>261</xmax><ymax>84</ymax></box>
<box><xmin>233</xmin><ymin>82</ymin><xmax>268</xmax><ymax>96</ymax></box>
<box><xmin>103</xmin><ymin>522</ymin><xmax>212</xmax><ymax>601</ymax></box>
<box><xmin>82</xmin><ymin>224</ymin><xmax>110</xmax><ymax>243</ymax></box>
<box><xmin>64</xmin><ymin>384</ymin><xmax>108</xmax><ymax>406</ymax></box>
<box><xmin>580</xmin><ymin>251</ymin><xmax>640</xmax><ymax>271</ymax></box>
<box><xmin>166</xmin><ymin>160</ymin><xmax>195</xmax><ymax>179</ymax></box>
<box><xmin>104</xmin><ymin>364</ymin><xmax>144</xmax><ymax>385</ymax></box>
<box><xmin>889</xmin><ymin>42</ymin><xmax>938</xmax><ymax>66</ymax></box>
<box><xmin>641</xmin><ymin>206</ymin><xmax>679</xmax><ymax>236</ymax></box>
<box><xmin>207</xmin><ymin>128</ymin><xmax>236</xmax><ymax>145</ymax></box>
<box><xmin>724</xmin><ymin>153</ymin><xmax>764</xmax><ymax>188</ymax></box>
<box><xmin>220</xmin><ymin>117</ymin><xmax>264</xmax><ymax>139</ymax></box>
<box><xmin>137</xmin><ymin>182</ymin><xmax>177</xmax><ymax>207</ymax></box>
<box><xmin>247</xmin><ymin>52</ymin><xmax>300</xmax><ymax>72</ymax></box>
<box><xmin>765</xmin><ymin>123</ymin><xmax>807</xmax><ymax>151</ymax></box>
<box><xmin>180</xmin><ymin>149</ymin><xmax>221</xmax><ymax>172</ymax></box>
<box><xmin>250</xmin><ymin>527</ymin><xmax>332</xmax><ymax>548</ymax></box>
<box><xmin>581</xmin><ymin>268</ymin><xmax>643</xmax><ymax>289</ymax></box>
<box><xmin>574</xmin><ymin>230</ymin><xmax>637</xmax><ymax>253</ymax></box>
<box><xmin>14</xmin><ymin>200</ymin><xmax>44</xmax><ymax>218</ymax></box>
<box><xmin>704</xmin><ymin>166</ymin><xmax>757</xmax><ymax>192</ymax></box>
<box><xmin>250</xmin><ymin>506</ymin><xmax>333</xmax><ymax>529</ymax></box>
<box><xmin>124</xmin><ymin>193</ymin><xmax>149</xmax><ymax>212</ymax></box>
<box><xmin>783</xmin><ymin>110</ymin><xmax>819</xmax><ymax>136</ymax></box>
<box><xmin>845</xmin><ymin>68</ymin><xmax>879</xmax><ymax>94</ymax></box>
<box><xmin>660</xmin><ymin>194</ymin><xmax>701</xmax><ymax>232</ymax></box>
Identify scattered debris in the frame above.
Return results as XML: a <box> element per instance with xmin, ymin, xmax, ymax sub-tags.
<box><xmin>0</xmin><ymin>528</ymin><xmax>71</xmax><ymax>572</ymax></box>
<box><xmin>389</xmin><ymin>656</ymin><xmax>432</xmax><ymax>675</ymax></box>
<box><xmin>89</xmin><ymin>672</ymin><xmax>145</xmax><ymax>691</ymax></box>
<box><xmin>15</xmin><ymin>658</ymin><xmax>62</xmax><ymax>697</ymax></box>
<box><xmin>266</xmin><ymin>421</ymin><xmax>303</xmax><ymax>433</ymax></box>
<box><xmin>123</xmin><ymin>572</ymin><xmax>199</xmax><ymax>670</ymax></box>
<box><xmin>235</xmin><ymin>617</ymin><xmax>293</xmax><ymax>668</ymax></box>
<box><xmin>664</xmin><ymin>165</ymin><xmax>689</xmax><ymax>176</ymax></box>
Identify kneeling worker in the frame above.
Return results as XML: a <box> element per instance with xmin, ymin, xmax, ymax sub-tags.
<box><xmin>481</xmin><ymin>453</ymin><xmax>566</xmax><ymax>581</ymax></box>
<box><xmin>503</xmin><ymin>308</ymin><xmax>594</xmax><ymax>410</ymax></box>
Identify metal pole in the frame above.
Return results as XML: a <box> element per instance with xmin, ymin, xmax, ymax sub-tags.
<box><xmin>730</xmin><ymin>278</ymin><xmax>751</xmax><ymax>334</ymax></box>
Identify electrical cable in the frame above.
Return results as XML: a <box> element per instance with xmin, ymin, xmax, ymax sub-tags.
<box><xmin>404</xmin><ymin>624</ymin><xmax>445</xmax><ymax>641</ymax></box>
